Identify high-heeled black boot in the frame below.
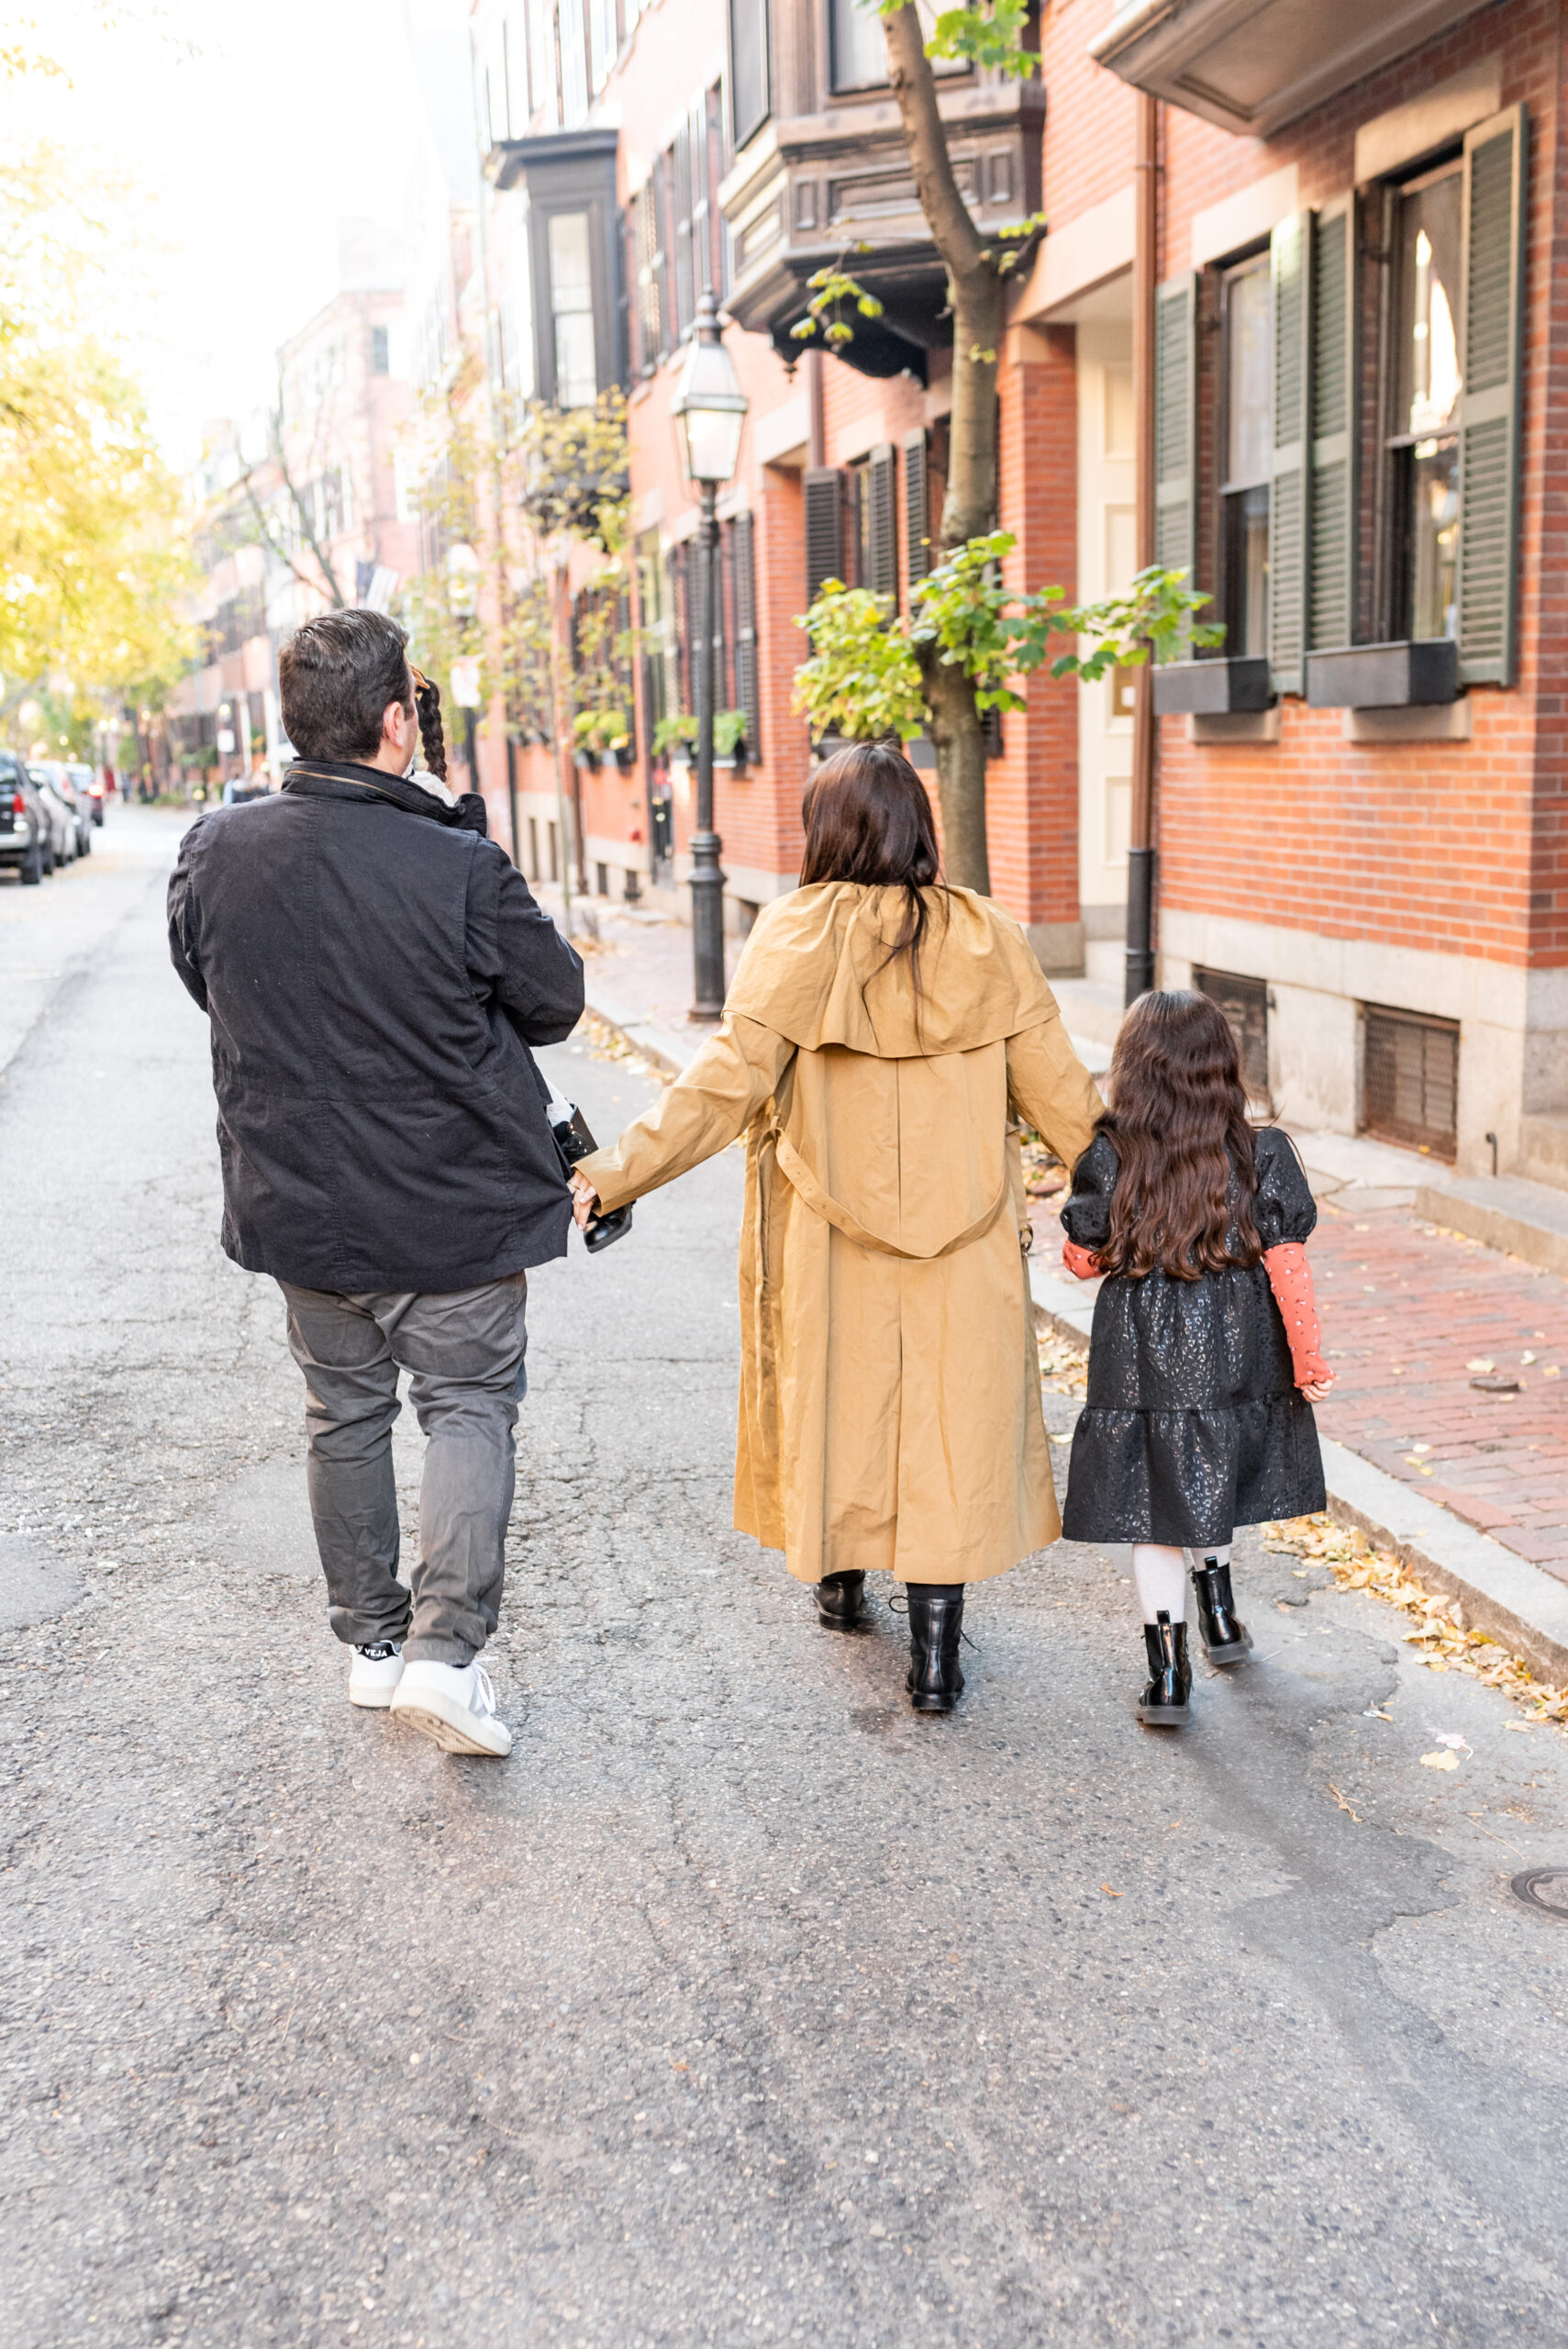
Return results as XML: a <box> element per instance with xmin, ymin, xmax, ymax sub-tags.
<box><xmin>1190</xmin><ymin>1554</ymin><xmax>1251</xmax><ymax>1664</ymax></box>
<box><xmin>816</xmin><ymin>1570</ymin><xmax>865</xmax><ymax>1631</ymax></box>
<box><xmin>906</xmin><ymin>1584</ymin><xmax>965</xmax><ymax>1713</ymax></box>
<box><xmin>1135</xmin><ymin>1611</ymin><xmax>1191</xmax><ymax>1726</ymax></box>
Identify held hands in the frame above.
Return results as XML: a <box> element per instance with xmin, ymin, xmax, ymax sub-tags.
<box><xmin>570</xmin><ymin>1171</ymin><xmax>598</xmax><ymax>1230</ymax></box>
<box><xmin>1299</xmin><ymin>1375</ymin><xmax>1333</xmax><ymax>1404</ymax></box>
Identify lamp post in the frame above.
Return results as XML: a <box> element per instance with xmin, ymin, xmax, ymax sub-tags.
<box><xmin>450</xmin><ymin>654</ymin><xmax>482</xmax><ymax>795</ymax></box>
<box><xmin>670</xmin><ymin>288</ymin><xmax>748</xmax><ymax>1021</ymax></box>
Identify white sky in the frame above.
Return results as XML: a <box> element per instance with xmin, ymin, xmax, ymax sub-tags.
<box><xmin>6</xmin><ymin>0</ymin><xmax>464</xmax><ymax>468</ymax></box>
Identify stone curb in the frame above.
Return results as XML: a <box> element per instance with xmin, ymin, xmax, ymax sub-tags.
<box><xmin>1028</xmin><ymin>1258</ymin><xmax>1568</xmax><ymax>1686</ymax></box>
<box><xmin>581</xmin><ymin>985</ymin><xmax>698</xmax><ymax>1082</ymax></box>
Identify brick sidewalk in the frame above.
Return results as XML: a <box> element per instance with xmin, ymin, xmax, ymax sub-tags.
<box><xmin>1310</xmin><ymin>1198</ymin><xmax>1568</xmax><ymax>1586</ymax></box>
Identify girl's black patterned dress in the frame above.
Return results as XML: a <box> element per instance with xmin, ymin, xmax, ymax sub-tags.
<box><xmin>1059</xmin><ymin>1127</ymin><xmax>1327</xmax><ymax>1547</ymax></box>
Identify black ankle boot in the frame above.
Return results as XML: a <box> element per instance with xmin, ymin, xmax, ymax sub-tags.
<box><xmin>1135</xmin><ymin>1611</ymin><xmax>1191</xmax><ymax>1726</ymax></box>
<box><xmin>906</xmin><ymin>1584</ymin><xmax>965</xmax><ymax>1713</ymax></box>
<box><xmin>1190</xmin><ymin>1555</ymin><xmax>1251</xmax><ymax>1664</ymax></box>
<box><xmin>816</xmin><ymin>1570</ymin><xmax>865</xmax><ymax>1631</ymax></box>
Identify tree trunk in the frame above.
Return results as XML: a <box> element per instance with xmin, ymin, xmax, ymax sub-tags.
<box><xmin>882</xmin><ymin>0</ymin><xmax>1002</xmax><ymax>895</ymax></box>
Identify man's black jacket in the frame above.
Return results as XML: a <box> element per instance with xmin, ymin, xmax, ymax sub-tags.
<box><xmin>168</xmin><ymin>761</ymin><xmax>585</xmax><ymax>1294</ymax></box>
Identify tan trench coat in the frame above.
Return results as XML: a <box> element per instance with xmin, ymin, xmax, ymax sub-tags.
<box><xmin>579</xmin><ymin>883</ymin><xmax>1103</xmax><ymax>1586</ymax></box>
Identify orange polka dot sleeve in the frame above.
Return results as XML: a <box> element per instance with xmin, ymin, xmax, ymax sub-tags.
<box><xmin>1061</xmin><ymin>1238</ymin><xmax>1102</xmax><ymax>1281</ymax></box>
<box><xmin>1262</xmin><ymin>1242</ymin><xmax>1331</xmax><ymax>1387</ymax></box>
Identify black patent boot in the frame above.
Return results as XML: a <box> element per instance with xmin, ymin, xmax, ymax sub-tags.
<box><xmin>1190</xmin><ymin>1554</ymin><xmax>1251</xmax><ymax>1665</ymax></box>
<box><xmin>1135</xmin><ymin>1611</ymin><xmax>1192</xmax><ymax>1727</ymax></box>
<box><xmin>906</xmin><ymin>1585</ymin><xmax>965</xmax><ymax>1714</ymax></box>
<box><xmin>816</xmin><ymin>1570</ymin><xmax>865</xmax><ymax>1631</ymax></box>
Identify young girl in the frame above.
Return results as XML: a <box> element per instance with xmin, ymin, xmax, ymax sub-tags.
<box><xmin>1059</xmin><ymin>991</ymin><xmax>1332</xmax><ymax>1728</ymax></box>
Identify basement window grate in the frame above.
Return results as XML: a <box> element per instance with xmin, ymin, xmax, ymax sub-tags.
<box><xmin>1195</xmin><ymin>966</ymin><xmax>1270</xmax><ymax>1103</ymax></box>
<box><xmin>1361</xmin><ymin>1004</ymin><xmax>1459</xmax><ymax>1160</ymax></box>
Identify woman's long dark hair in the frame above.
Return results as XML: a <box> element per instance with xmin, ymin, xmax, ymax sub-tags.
<box><xmin>1096</xmin><ymin>990</ymin><xmax>1261</xmax><ymax>1280</ymax></box>
<box><xmin>799</xmin><ymin>742</ymin><xmax>944</xmax><ymax>1001</ymax></box>
<box><xmin>410</xmin><ymin>667</ymin><xmax>448</xmax><ymax>782</ymax></box>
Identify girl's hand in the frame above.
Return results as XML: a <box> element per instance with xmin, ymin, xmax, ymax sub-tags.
<box><xmin>570</xmin><ymin>1171</ymin><xmax>598</xmax><ymax>1230</ymax></box>
<box><xmin>1299</xmin><ymin>1375</ymin><xmax>1333</xmax><ymax>1404</ymax></box>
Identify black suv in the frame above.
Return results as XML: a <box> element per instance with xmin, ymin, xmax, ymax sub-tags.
<box><xmin>0</xmin><ymin>749</ymin><xmax>48</xmax><ymax>884</ymax></box>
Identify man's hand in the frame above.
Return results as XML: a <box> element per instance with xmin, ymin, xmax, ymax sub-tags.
<box><xmin>570</xmin><ymin>1171</ymin><xmax>597</xmax><ymax>1230</ymax></box>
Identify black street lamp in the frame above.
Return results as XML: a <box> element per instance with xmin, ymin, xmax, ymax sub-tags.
<box><xmin>670</xmin><ymin>287</ymin><xmax>748</xmax><ymax>1021</ymax></box>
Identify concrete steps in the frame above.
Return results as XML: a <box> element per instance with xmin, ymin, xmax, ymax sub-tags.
<box><xmin>1521</xmin><ymin>1111</ymin><xmax>1568</xmax><ymax>1193</ymax></box>
<box><xmin>1416</xmin><ymin>1172</ymin><xmax>1568</xmax><ymax>1278</ymax></box>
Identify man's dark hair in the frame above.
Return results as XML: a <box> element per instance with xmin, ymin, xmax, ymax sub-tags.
<box><xmin>279</xmin><ymin>609</ymin><xmax>412</xmax><ymax>763</ymax></box>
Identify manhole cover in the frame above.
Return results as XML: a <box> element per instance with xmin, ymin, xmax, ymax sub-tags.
<box><xmin>1510</xmin><ymin>1868</ymin><xmax>1568</xmax><ymax>1921</ymax></box>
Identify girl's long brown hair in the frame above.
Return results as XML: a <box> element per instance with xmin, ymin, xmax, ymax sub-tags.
<box><xmin>1096</xmin><ymin>990</ymin><xmax>1262</xmax><ymax>1280</ymax></box>
<box><xmin>799</xmin><ymin>741</ymin><xmax>945</xmax><ymax>1005</ymax></box>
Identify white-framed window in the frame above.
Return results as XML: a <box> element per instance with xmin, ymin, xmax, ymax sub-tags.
<box><xmin>548</xmin><ymin>211</ymin><xmax>596</xmax><ymax>408</ymax></box>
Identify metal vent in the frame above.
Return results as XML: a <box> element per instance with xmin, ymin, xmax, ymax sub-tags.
<box><xmin>1195</xmin><ymin>966</ymin><xmax>1269</xmax><ymax>1102</ymax></box>
<box><xmin>1362</xmin><ymin>1004</ymin><xmax>1459</xmax><ymax>1160</ymax></box>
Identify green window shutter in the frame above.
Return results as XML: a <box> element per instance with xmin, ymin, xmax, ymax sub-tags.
<box><xmin>904</xmin><ymin>429</ymin><xmax>930</xmax><ymax>585</ymax></box>
<box><xmin>804</xmin><ymin>466</ymin><xmax>844</xmax><ymax>607</ymax></box>
<box><xmin>1269</xmin><ymin>210</ymin><xmax>1313</xmax><ymax>692</ymax></box>
<box><xmin>1308</xmin><ymin>199</ymin><xmax>1355</xmax><ymax>652</ymax></box>
<box><xmin>1153</xmin><ymin>274</ymin><xmax>1195</xmax><ymax>651</ymax></box>
<box><xmin>867</xmin><ymin>442</ymin><xmax>897</xmax><ymax>601</ymax></box>
<box><xmin>1458</xmin><ymin>105</ymin><xmax>1527</xmax><ymax>685</ymax></box>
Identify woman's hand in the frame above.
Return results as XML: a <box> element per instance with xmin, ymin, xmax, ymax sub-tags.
<box><xmin>1299</xmin><ymin>1375</ymin><xmax>1333</xmax><ymax>1404</ymax></box>
<box><xmin>570</xmin><ymin>1171</ymin><xmax>598</xmax><ymax>1230</ymax></box>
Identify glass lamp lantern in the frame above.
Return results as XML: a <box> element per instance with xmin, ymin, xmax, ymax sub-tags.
<box><xmin>671</xmin><ymin>292</ymin><xmax>748</xmax><ymax>485</ymax></box>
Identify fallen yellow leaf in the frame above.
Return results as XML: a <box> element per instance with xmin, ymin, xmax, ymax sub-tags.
<box><xmin>1101</xmin><ymin>1883</ymin><xmax>1123</xmax><ymax>1898</ymax></box>
<box><xmin>1467</xmin><ymin>1358</ymin><xmax>1495</xmax><ymax>1373</ymax></box>
<box><xmin>1420</xmin><ymin>1749</ymin><xmax>1461</xmax><ymax>1771</ymax></box>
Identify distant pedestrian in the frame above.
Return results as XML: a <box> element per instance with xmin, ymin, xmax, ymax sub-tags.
<box><xmin>568</xmin><ymin>743</ymin><xmax>1104</xmax><ymax>1715</ymax></box>
<box><xmin>168</xmin><ymin>608</ymin><xmax>584</xmax><ymax>1756</ymax></box>
<box><xmin>1058</xmin><ymin>991</ymin><xmax>1332</xmax><ymax>1728</ymax></box>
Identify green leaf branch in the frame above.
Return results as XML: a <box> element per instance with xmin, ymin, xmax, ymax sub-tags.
<box><xmin>788</xmin><ymin>251</ymin><xmax>884</xmax><ymax>348</ymax></box>
<box><xmin>793</xmin><ymin>534</ymin><xmax>1223</xmax><ymax>741</ymax></box>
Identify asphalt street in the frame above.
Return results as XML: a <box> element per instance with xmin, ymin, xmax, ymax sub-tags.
<box><xmin>3</xmin><ymin>808</ymin><xmax>1568</xmax><ymax>2349</ymax></box>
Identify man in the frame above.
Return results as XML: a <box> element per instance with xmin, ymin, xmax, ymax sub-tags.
<box><xmin>169</xmin><ymin>608</ymin><xmax>584</xmax><ymax>1757</ymax></box>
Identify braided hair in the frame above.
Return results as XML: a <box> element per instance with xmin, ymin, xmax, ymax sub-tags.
<box><xmin>410</xmin><ymin>668</ymin><xmax>448</xmax><ymax>783</ymax></box>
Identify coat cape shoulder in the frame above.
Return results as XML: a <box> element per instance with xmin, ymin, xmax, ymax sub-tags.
<box><xmin>724</xmin><ymin>883</ymin><xmax>1053</xmax><ymax>1060</ymax></box>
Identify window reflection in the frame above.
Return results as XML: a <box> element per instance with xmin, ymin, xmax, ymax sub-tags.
<box><xmin>1222</xmin><ymin>256</ymin><xmax>1271</xmax><ymax>659</ymax></box>
<box><xmin>1391</xmin><ymin>163</ymin><xmax>1462</xmax><ymax>640</ymax></box>
<box><xmin>548</xmin><ymin>211</ymin><xmax>596</xmax><ymax>408</ymax></box>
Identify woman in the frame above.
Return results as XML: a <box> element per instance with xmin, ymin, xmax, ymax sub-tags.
<box><xmin>572</xmin><ymin>743</ymin><xmax>1102</xmax><ymax>1713</ymax></box>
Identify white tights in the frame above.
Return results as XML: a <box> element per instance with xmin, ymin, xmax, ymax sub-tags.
<box><xmin>1130</xmin><ymin>1542</ymin><xmax>1232</xmax><ymax>1625</ymax></box>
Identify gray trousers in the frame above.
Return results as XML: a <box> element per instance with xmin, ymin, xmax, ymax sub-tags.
<box><xmin>280</xmin><ymin>1273</ymin><xmax>529</xmax><ymax>1666</ymax></box>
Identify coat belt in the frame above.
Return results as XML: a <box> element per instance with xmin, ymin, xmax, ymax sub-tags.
<box><xmin>766</xmin><ymin>1126</ymin><xmax>1010</xmax><ymax>1262</ymax></box>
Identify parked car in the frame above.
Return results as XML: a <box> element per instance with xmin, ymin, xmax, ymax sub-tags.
<box><xmin>27</xmin><ymin>764</ymin><xmax>78</xmax><ymax>866</ymax></box>
<box><xmin>0</xmin><ymin>749</ymin><xmax>48</xmax><ymax>884</ymax></box>
<box><xmin>67</xmin><ymin>761</ymin><xmax>105</xmax><ymax>829</ymax></box>
<box><xmin>51</xmin><ymin>769</ymin><xmax>94</xmax><ymax>856</ymax></box>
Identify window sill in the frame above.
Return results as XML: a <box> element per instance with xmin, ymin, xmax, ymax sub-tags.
<box><xmin>1187</xmin><ymin>707</ymin><xmax>1281</xmax><ymax>745</ymax></box>
<box><xmin>1341</xmin><ymin>700</ymin><xmax>1473</xmax><ymax>744</ymax></box>
<box><xmin>1151</xmin><ymin>656</ymin><xmax>1272</xmax><ymax>717</ymax></box>
<box><xmin>1305</xmin><ymin>639</ymin><xmax>1457</xmax><ymax>709</ymax></box>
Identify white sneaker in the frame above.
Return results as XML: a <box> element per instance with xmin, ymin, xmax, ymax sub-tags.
<box><xmin>349</xmin><ymin>1640</ymin><xmax>404</xmax><ymax>1708</ymax></box>
<box><xmin>390</xmin><ymin>1659</ymin><xmax>512</xmax><ymax>1757</ymax></box>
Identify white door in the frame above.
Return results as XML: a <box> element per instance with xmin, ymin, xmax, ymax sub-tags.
<box><xmin>1075</xmin><ymin>319</ymin><xmax>1135</xmax><ymax>985</ymax></box>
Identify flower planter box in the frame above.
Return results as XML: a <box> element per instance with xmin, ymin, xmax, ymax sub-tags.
<box><xmin>1151</xmin><ymin>657</ymin><xmax>1273</xmax><ymax>717</ymax></box>
<box><xmin>1305</xmin><ymin>639</ymin><xmax>1458</xmax><ymax>708</ymax></box>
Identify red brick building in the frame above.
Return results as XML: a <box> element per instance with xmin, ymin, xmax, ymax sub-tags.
<box><xmin>468</xmin><ymin>0</ymin><xmax>1565</xmax><ymax>1186</ymax></box>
